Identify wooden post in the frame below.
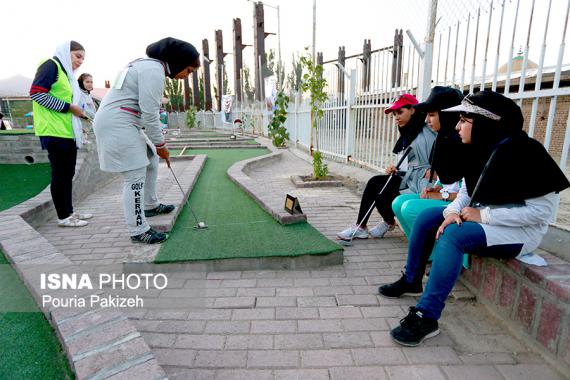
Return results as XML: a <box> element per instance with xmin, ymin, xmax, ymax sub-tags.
<box><xmin>253</xmin><ymin>1</ymin><xmax>266</xmax><ymax>101</ymax></box>
<box><xmin>337</xmin><ymin>46</ymin><xmax>346</xmax><ymax>95</ymax></box>
<box><xmin>233</xmin><ymin>18</ymin><xmax>244</xmax><ymax>103</ymax></box>
<box><xmin>215</xmin><ymin>29</ymin><xmax>224</xmax><ymax>111</ymax></box>
<box><xmin>192</xmin><ymin>71</ymin><xmax>200</xmax><ymax>108</ymax></box>
<box><xmin>202</xmin><ymin>39</ymin><xmax>213</xmax><ymax>111</ymax></box>
<box><xmin>362</xmin><ymin>39</ymin><xmax>371</xmax><ymax>91</ymax></box>
<box><xmin>183</xmin><ymin>77</ymin><xmax>191</xmax><ymax>111</ymax></box>
<box><xmin>392</xmin><ymin>29</ymin><xmax>403</xmax><ymax>88</ymax></box>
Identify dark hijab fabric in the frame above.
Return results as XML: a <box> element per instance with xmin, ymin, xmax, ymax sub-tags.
<box><xmin>146</xmin><ymin>37</ymin><xmax>200</xmax><ymax>79</ymax></box>
<box><xmin>458</xmin><ymin>91</ymin><xmax>569</xmax><ymax>205</ymax></box>
<box><xmin>392</xmin><ymin>108</ymin><xmax>427</xmax><ymax>154</ymax></box>
<box><xmin>416</xmin><ymin>86</ymin><xmax>464</xmax><ymax>184</ymax></box>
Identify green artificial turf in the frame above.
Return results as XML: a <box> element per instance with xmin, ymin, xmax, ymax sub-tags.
<box><xmin>0</xmin><ymin>163</ymin><xmax>51</xmax><ymax>210</ymax></box>
<box><xmin>155</xmin><ymin>148</ymin><xmax>342</xmax><ymax>263</ymax></box>
<box><xmin>0</xmin><ymin>129</ymin><xmax>35</xmax><ymax>135</ymax></box>
<box><xmin>0</xmin><ymin>164</ymin><xmax>74</xmax><ymax>379</ymax></box>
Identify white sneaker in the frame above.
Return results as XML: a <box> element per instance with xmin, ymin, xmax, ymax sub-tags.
<box><xmin>337</xmin><ymin>224</ymin><xmax>369</xmax><ymax>240</ymax></box>
<box><xmin>72</xmin><ymin>212</ymin><xmax>93</xmax><ymax>220</ymax></box>
<box><xmin>58</xmin><ymin>215</ymin><xmax>88</xmax><ymax>227</ymax></box>
<box><xmin>369</xmin><ymin>221</ymin><xmax>395</xmax><ymax>238</ymax></box>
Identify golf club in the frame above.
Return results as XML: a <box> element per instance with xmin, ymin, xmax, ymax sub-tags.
<box><xmin>168</xmin><ymin>164</ymin><xmax>208</xmax><ymax>229</ymax></box>
<box><xmin>339</xmin><ymin>146</ymin><xmax>413</xmax><ymax>247</ymax></box>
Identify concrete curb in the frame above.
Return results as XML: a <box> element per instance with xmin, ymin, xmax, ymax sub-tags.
<box><xmin>226</xmin><ymin>145</ymin><xmax>307</xmax><ymax>225</ymax></box>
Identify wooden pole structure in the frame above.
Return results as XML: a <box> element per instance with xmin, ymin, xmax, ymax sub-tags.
<box><xmin>362</xmin><ymin>39</ymin><xmax>372</xmax><ymax>91</ymax></box>
<box><xmin>192</xmin><ymin>71</ymin><xmax>200</xmax><ymax>108</ymax></box>
<box><xmin>253</xmin><ymin>1</ymin><xmax>266</xmax><ymax>101</ymax></box>
<box><xmin>233</xmin><ymin>18</ymin><xmax>245</xmax><ymax>103</ymax></box>
<box><xmin>215</xmin><ymin>29</ymin><xmax>225</xmax><ymax>111</ymax></box>
<box><xmin>202</xmin><ymin>39</ymin><xmax>213</xmax><ymax>111</ymax></box>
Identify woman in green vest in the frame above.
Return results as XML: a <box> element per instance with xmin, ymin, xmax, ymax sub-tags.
<box><xmin>30</xmin><ymin>40</ymin><xmax>92</xmax><ymax>227</ymax></box>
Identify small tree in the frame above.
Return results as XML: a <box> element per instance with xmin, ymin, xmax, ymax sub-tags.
<box><xmin>300</xmin><ymin>51</ymin><xmax>329</xmax><ymax>179</ymax></box>
<box><xmin>267</xmin><ymin>91</ymin><xmax>289</xmax><ymax>147</ymax></box>
<box><xmin>186</xmin><ymin>105</ymin><xmax>197</xmax><ymax>129</ymax></box>
<box><xmin>243</xmin><ymin>65</ymin><xmax>255</xmax><ymax>102</ymax></box>
<box><xmin>164</xmin><ymin>78</ymin><xmax>184</xmax><ymax>112</ymax></box>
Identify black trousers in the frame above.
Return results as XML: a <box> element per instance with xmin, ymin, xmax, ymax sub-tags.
<box><xmin>356</xmin><ymin>174</ymin><xmax>402</xmax><ymax>226</ymax></box>
<box><xmin>41</xmin><ymin>137</ymin><xmax>77</xmax><ymax>220</ymax></box>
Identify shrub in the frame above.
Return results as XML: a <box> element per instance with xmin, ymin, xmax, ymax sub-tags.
<box><xmin>267</xmin><ymin>91</ymin><xmax>290</xmax><ymax>147</ymax></box>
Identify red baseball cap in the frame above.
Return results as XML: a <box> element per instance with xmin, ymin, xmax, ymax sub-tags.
<box><xmin>384</xmin><ymin>93</ymin><xmax>419</xmax><ymax>114</ymax></box>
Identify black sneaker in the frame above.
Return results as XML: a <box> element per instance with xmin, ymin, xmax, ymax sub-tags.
<box><xmin>144</xmin><ymin>204</ymin><xmax>175</xmax><ymax>217</ymax></box>
<box><xmin>391</xmin><ymin>307</ymin><xmax>440</xmax><ymax>347</ymax></box>
<box><xmin>378</xmin><ymin>273</ymin><xmax>423</xmax><ymax>298</ymax></box>
<box><xmin>131</xmin><ymin>228</ymin><xmax>168</xmax><ymax>244</ymax></box>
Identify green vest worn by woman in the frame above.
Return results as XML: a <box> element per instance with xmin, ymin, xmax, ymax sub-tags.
<box><xmin>33</xmin><ymin>58</ymin><xmax>73</xmax><ymax>138</ymax></box>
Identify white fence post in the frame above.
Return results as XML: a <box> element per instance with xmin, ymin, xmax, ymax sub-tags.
<box><xmin>344</xmin><ymin>68</ymin><xmax>357</xmax><ymax>159</ymax></box>
<box><xmin>418</xmin><ymin>0</ymin><xmax>438</xmax><ymax>101</ymax></box>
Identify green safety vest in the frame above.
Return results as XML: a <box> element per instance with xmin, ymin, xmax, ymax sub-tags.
<box><xmin>33</xmin><ymin>58</ymin><xmax>73</xmax><ymax>138</ymax></box>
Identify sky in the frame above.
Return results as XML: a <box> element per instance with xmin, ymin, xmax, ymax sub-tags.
<box><xmin>2</xmin><ymin>0</ymin><xmax>569</xmax><ymax>89</ymax></box>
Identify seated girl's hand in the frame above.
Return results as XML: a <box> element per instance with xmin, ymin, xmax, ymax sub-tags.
<box><xmin>460</xmin><ymin>207</ymin><xmax>481</xmax><ymax>223</ymax></box>
<box><xmin>420</xmin><ymin>187</ymin><xmax>432</xmax><ymax>199</ymax></box>
<box><xmin>436</xmin><ymin>213</ymin><xmax>462</xmax><ymax>239</ymax></box>
<box><xmin>385</xmin><ymin>165</ymin><xmax>397</xmax><ymax>175</ymax></box>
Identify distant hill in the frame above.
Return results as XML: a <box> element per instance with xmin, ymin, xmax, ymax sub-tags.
<box><xmin>0</xmin><ymin>75</ymin><xmax>32</xmax><ymax>97</ymax></box>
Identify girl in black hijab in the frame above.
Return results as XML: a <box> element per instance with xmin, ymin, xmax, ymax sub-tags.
<box><xmin>94</xmin><ymin>37</ymin><xmax>200</xmax><ymax>244</ymax></box>
<box><xmin>379</xmin><ymin>90</ymin><xmax>569</xmax><ymax>347</ymax></box>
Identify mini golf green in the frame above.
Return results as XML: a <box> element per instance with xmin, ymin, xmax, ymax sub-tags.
<box><xmin>155</xmin><ymin>148</ymin><xmax>342</xmax><ymax>263</ymax></box>
<box><xmin>0</xmin><ymin>163</ymin><xmax>73</xmax><ymax>379</ymax></box>
<box><xmin>0</xmin><ymin>163</ymin><xmax>51</xmax><ymax>210</ymax></box>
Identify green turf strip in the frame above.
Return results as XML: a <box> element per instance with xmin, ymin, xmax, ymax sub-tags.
<box><xmin>0</xmin><ymin>130</ymin><xmax>35</xmax><ymax>135</ymax></box>
<box><xmin>0</xmin><ymin>163</ymin><xmax>51</xmax><ymax>210</ymax></box>
<box><xmin>155</xmin><ymin>148</ymin><xmax>342</xmax><ymax>263</ymax></box>
<box><xmin>0</xmin><ymin>164</ymin><xmax>73</xmax><ymax>379</ymax></box>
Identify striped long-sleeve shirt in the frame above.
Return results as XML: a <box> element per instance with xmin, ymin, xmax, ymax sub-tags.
<box><xmin>29</xmin><ymin>57</ymin><xmax>71</xmax><ymax>113</ymax></box>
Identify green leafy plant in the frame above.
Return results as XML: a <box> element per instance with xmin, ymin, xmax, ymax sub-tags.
<box><xmin>267</xmin><ymin>91</ymin><xmax>290</xmax><ymax>147</ymax></box>
<box><xmin>186</xmin><ymin>105</ymin><xmax>197</xmax><ymax>129</ymax></box>
<box><xmin>312</xmin><ymin>150</ymin><xmax>328</xmax><ymax>179</ymax></box>
<box><xmin>164</xmin><ymin>78</ymin><xmax>184</xmax><ymax>112</ymax></box>
<box><xmin>300</xmin><ymin>49</ymin><xmax>329</xmax><ymax>179</ymax></box>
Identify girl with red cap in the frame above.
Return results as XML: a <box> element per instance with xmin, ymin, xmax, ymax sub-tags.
<box><xmin>337</xmin><ymin>93</ymin><xmax>436</xmax><ymax>241</ymax></box>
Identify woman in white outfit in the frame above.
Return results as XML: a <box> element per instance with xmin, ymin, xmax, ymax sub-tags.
<box><xmin>94</xmin><ymin>37</ymin><xmax>200</xmax><ymax>244</ymax></box>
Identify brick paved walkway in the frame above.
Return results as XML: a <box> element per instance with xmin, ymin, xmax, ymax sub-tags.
<box><xmin>35</xmin><ymin>146</ymin><xmax>566</xmax><ymax>379</ymax></box>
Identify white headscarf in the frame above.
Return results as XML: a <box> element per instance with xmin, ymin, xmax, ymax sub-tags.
<box><xmin>54</xmin><ymin>41</ymin><xmax>83</xmax><ymax>148</ymax></box>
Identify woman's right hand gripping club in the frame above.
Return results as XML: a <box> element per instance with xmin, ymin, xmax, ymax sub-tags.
<box><xmin>156</xmin><ymin>146</ymin><xmax>171</xmax><ymax>168</ymax></box>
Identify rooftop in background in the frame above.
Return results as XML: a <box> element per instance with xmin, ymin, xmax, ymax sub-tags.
<box><xmin>0</xmin><ymin>75</ymin><xmax>32</xmax><ymax>97</ymax></box>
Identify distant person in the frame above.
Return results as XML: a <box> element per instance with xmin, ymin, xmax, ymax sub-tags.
<box><xmin>93</xmin><ymin>37</ymin><xmax>200</xmax><ymax>244</ymax></box>
<box><xmin>0</xmin><ymin>112</ymin><xmax>5</xmax><ymax>130</ymax></box>
<box><xmin>78</xmin><ymin>73</ymin><xmax>97</xmax><ymax>143</ymax></box>
<box><xmin>337</xmin><ymin>94</ymin><xmax>435</xmax><ymax>241</ymax></box>
<box><xmin>29</xmin><ymin>40</ymin><xmax>92</xmax><ymax>227</ymax></box>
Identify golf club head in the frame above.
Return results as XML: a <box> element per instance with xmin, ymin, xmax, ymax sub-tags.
<box><xmin>338</xmin><ymin>239</ymin><xmax>353</xmax><ymax>247</ymax></box>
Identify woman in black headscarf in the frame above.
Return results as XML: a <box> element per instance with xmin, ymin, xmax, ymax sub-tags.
<box><xmin>94</xmin><ymin>37</ymin><xmax>200</xmax><ymax>244</ymax></box>
<box><xmin>379</xmin><ymin>90</ymin><xmax>569</xmax><ymax>347</ymax></box>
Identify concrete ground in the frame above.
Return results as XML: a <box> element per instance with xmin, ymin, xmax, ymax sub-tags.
<box><xmin>35</xmin><ymin>142</ymin><xmax>567</xmax><ymax>380</ymax></box>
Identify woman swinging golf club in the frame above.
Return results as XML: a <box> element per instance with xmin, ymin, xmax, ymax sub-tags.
<box><xmin>94</xmin><ymin>37</ymin><xmax>200</xmax><ymax>244</ymax></box>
